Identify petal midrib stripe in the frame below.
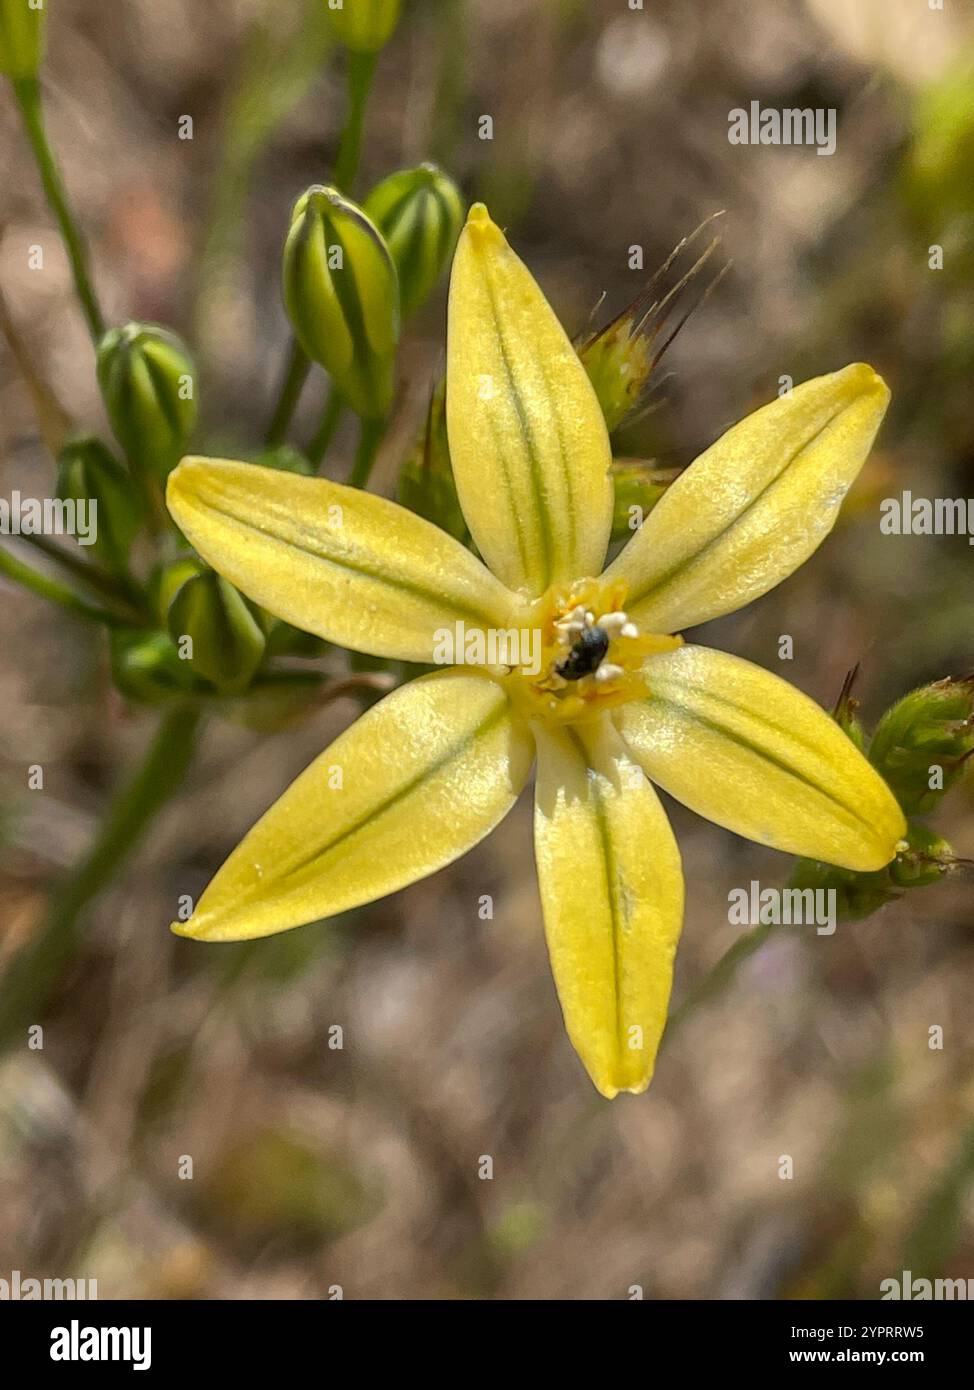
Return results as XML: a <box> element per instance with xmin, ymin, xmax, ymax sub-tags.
<box><xmin>630</xmin><ymin>408</ymin><xmax>843</xmax><ymax>609</ymax></box>
<box><xmin>481</xmin><ymin>266</ymin><xmax>556</xmax><ymax>591</ymax></box>
<box><xmin>566</xmin><ymin>728</ymin><xmax>625</xmax><ymax>1059</ymax></box>
<box><xmin>642</xmin><ymin>689</ymin><xmax>877</xmax><ymax>831</ymax></box>
<box><xmin>194</xmin><ymin>492</ymin><xmax>503</xmax><ymax>631</ymax></box>
<box><xmin>263</xmin><ymin>693</ymin><xmax>514</xmax><ymax>888</ymax></box>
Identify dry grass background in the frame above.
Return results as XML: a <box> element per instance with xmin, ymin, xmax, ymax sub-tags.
<box><xmin>1</xmin><ymin>0</ymin><xmax>973</xmax><ymax>1299</ymax></box>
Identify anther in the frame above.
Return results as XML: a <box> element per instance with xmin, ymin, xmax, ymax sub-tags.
<box><xmin>594</xmin><ymin>662</ymin><xmax>624</xmax><ymax>684</ymax></box>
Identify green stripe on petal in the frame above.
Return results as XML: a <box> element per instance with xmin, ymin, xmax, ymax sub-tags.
<box><xmin>174</xmin><ymin>670</ymin><xmax>535</xmax><ymax>942</ymax></box>
<box><xmin>167</xmin><ymin>457</ymin><xmax>523</xmax><ymax>664</ymax></box>
<box><xmin>534</xmin><ymin>716</ymin><xmax>684</xmax><ymax>1098</ymax></box>
<box><xmin>446</xmin><ymin>204</ymin><xmax>613</xmax><ymax>596</ymax></box>
<box><xmin>616</xmin><ymin>645</ymin><xmax>906</xmax><ymax>871</ymax></box>
<box><xmin>603</xmin><ymin>364</ymin><xmax>890</xmax><ymax>633</ymax></box>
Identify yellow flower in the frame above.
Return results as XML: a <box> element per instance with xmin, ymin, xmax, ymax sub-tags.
<box><xmin>166</xmin><ymin>203</ymin><xmax>905</xmax><ymax>1099</ymax></box>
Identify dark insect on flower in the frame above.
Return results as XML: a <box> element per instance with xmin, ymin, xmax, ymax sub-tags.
<box><xmin>557</xmin><ymin>625</ymin><xmax>610</xmax><ymax>680</ymax></box>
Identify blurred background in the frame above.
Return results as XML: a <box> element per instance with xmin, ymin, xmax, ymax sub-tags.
<box><xmin>1</xmin><ymin>0</ymin><xmax>973</xmax><ymax>1299</ymax></box>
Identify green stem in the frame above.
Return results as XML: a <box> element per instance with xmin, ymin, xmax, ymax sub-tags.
<box><xmin>306</xmin><ymin>386</ymin><xmax>345</xmax><ymax>469</ymax></box>
<box><xmin>662</xmin><ymin>920</ymin><xmax>782</xmax><ymax>1048</ymax></box>
<box><xmin>348</xmin><ymin>414</ymin><xmax>386</xmax><ymax>489</ymax></box>
<box><xmin>0</xmin><ymin>545</ymin><xmax>135</xmax><ymax>628</ymax></box>
<box><xmin>0</xmin><ymin>704</ymin><xmax>203</xmax><ymax>1050</ymax></box>
<box><xmin>264</xmin><ymin>339</ymin><xmax>311</xmax><ymax>447</ymax></box>
<box><xmin>333</xmin><ymin>51</ymin><xmax>378</xmax><ymax>193</ymax></box>
<box><xmin>430</xmin><ymin>0</ymin><xmax>468</xmax><ymax>166</ymax></box>
<box><xmin>22</xmin><ymin>533</ymin><xmax>146</xmax><ymax>617</ymax></box>
<box><xmin>12</xmin><ymin>77</ymin><xmax>105</xmax><ymax>344</ymax></box>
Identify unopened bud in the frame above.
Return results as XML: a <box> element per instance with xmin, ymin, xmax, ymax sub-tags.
<box><xmin>96</xmin><ymin>322</ymin><xmax>198</xmax><ymax>480</ymax></box>
<box><xmin>110</xmin><ymin>630</ymin><xmax>198</xmax><ymax>704</ymax></box>
<box><xmin>283</xmin><ymin>185</ymin><xmax>399</xmax><ymax>419</ymax></box>
<box><xmin>149</xmin><ymin>555</ymin><xmax>206</xmax><ymax>626</ymax></box>
<box><xmin>578</xmin><ymin>308</ymin><xmax>655</xmax><ymax>434</ymax></box>
<box><xmin>868</xmin><ymin>676</ymin><xmax>974</xmax><ymax>815</ymax></box>
<box><xmin>167</xmin><ymin>569</ymin><xmax>265</xmax><ymax>693</ymax></box>
<box><xmin>249</xmin><ymin>444</ymin><xmax>314</xmax><ymax>476</ymax></box>
<box><xmin>56</xmin><ymin>437</ymin><xmax>138</xmax><ymax>576</ymax></box>
<box><xmin>789</xmin><ymin>858</ymin><xmax>895</xmax><ymax>924</ymax></box>
<box><xmin>888</xmin><ymin>823</ymin><xmax>958</xmax><ymax>889</ymax></box>
<box><xmin>365</xmin><ymin>163</ymin><xmax>464</xmax><ymax>319</ymax></box>
<box><xmin>324</xmin><ymin>0</ymin><xmax>401</xmax><ymax>54</ymax></box>
<box><xmin>608</xmin><ymin>460</ymin><xmax>677</xmax><ymax>543</ymax></box>
<box><xmin>0</xmin><ymin>0</ymin><xmax>46</xmax><ymax>80</ymax></box>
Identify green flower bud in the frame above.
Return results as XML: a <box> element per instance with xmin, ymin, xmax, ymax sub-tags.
<box><xmin>324</xmin><ymin>0</ymin><xmax>401</xmax><ymax>54</ymax></box>
<box><xmin>283</xmin><ymin>185</ymin><xmax>399</xmax><ymax>419</ymax></box>
<box><xmin>788</xmin><ymin>858</ymin><xmax>896</xmax><ymax>924</ymax></box>
<box><xmin>167</xmin><ymin>569</ymin><xmax>265</xmax><ymax>693</ymax></box>
<box><xmin>888</xmin><ymin>823</ymin><xmax>957</xmax><ymax>889</ymax></box>
<box><xmin>110</xmin><ymin>630</ymin><xmax>199</xmax><ymax>704</ymax></box>
<box><xmin>249</xmin><ymin>443</ymin><xmax>314</xmax><ymax>477</ymax></box>
<box><xmin>398</xmin><ymin>380</ymin><xmax>468</xmax><ymax>543</ymax></box>
<box><xmin>96</xmin><ymin>322</ymin><xmax>198</xmax><ymax>479</ymax></box>
<box><xmin>579</xmin><ymin>221</ymin><xmax>725</xmax><ymax>434</ymax></box>
<box><xmin>608</xmin><ymin>460</ymin><xmax>676</xmax><ymax>544</ymax></box>
<box><xmin>578</xmin><ymin>307</ymin><xmax>655</xmax><ymax>434</ymax></box>
<box><xmin>364</xmin><ymin>163</ymin><xmax>464</xmax><ymax>319</ymax></box>
<box><xmin>149</xmin><ymin>555</ymin><xmax>206</xmax><ymax>626</ymax></box>
<box><xmin>868</xmin><ymin>676</ymin><xmax>974</xmax><ymax>815</ymax></box>
<box><xmin>55</xmin><ymin>437</ymin><xmax>139</xmax><ymax>577</ymax></box>
<box><xmin>0</xmin><ymin>0</ymin><xmax>46</xmax><ymax>80</ymax></box>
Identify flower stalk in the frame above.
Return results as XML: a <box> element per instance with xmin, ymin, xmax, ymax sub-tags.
<box><xmin>0</xmin><ymin>544</ymin><xmax>142</xmax><ymax>629</ymax></box>
<box><xmin>333</xmin><ymin>50</ymin><xmax>378</xmax><ymax>193</ymax></box>
<box><xmin>10</xmin><ymin>76</ymin><xmax>105</xmax><ymax>343</ymax></box>
<box><xmin>264</xmin><ymin>340</ymin><xmax>312</xmax><ymax>448</ymax></box>
<box><xmin>348</xmin><ymin>412</ymin><xmax>386</xmax><ymax>487</ymax></box>
<box><xmin>0</xmin><ymin>703</ymin><xmax>202</xmax><ymax>1050</ymax></box>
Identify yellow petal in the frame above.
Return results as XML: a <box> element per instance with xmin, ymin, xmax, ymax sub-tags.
<box><xmin>446</xmin><ymin>203</ymin><xmax>613</xmax><ymax>596</ymax></box>
<box><xmin>174</xmin><ymin>670</ymin><xmax>534</xmax><ymax>941</ymax></box>
<box><xmin>167</xmin><ymin>458</ymin><xmax>521</xmax><ymax>664</ymax></box>
<box><xmin>533</xmin><ymin>716</ymin><xmax>684</xmax><ymax>1098</ymax></box>
<box><xmin>603</xmin><ymin>364</ymin><xmax>890</xmax><ymax>633</ymax></box>
<box><xmin>616</xmin><ymin>645</ymin><xmax>906</xmax><ymax>871</ymax></box>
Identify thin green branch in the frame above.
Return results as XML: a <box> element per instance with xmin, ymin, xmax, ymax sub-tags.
<box><xmin>348</xmin><ymin>413</ymin><xmax>386</xmax><ymax>489</ymax></box>
<box><xmin>21</xmin><ymin>533</ymin><xmax>146</xmax><ymax>617</ymax></box>
<box><xmin>333</xmin><ymin>51</ymin><xmax>378</xmax><ymax>194</ymax></box>
<box><xmin>0</xmin><ymin>545</ymin><xmax>136</xmax><ymax>628</ymax></box>
<box><xmin>0</xmin><ymin>703</ymin><xmax>203</xmax><ymax>1050</ymax></box>
<box><xmin>12</xmin><ymin>76</ymin><xmax>105</xmax><ymax>343</ymax></box>
<box><xmin>662</xmin><ymin>921</ymin><xmax>784</xmax><ymax>1049</ymax></box>
<box><xmin>264</xmin><ymin>339</ymin><xmax>312</xmax><ymax>447</ymax></box>
<box><xmin>306</xmin><ymin>385</ymin><xmax>344</xmax><ymax>469</ymax></box>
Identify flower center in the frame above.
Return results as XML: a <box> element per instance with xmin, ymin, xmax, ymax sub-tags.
<box><xmin>503</xmin><ymin>577</ymin><xmax>681</xmax><ymax>725</ymax></box>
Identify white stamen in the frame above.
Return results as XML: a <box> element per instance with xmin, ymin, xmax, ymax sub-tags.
<box><xmin>620</xmin><ymin>622</ymin><xmax>639</xmax><ymax>639</ymax></box>
<box><xmin>599</xmin><ymin>611</ymin><xmax>629</xmax><ymax>635</ymax></box>
<box><xmin>594</xmin><ymin>663</ymin><xmax>624</xmax><ymax>684</ymax></box>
